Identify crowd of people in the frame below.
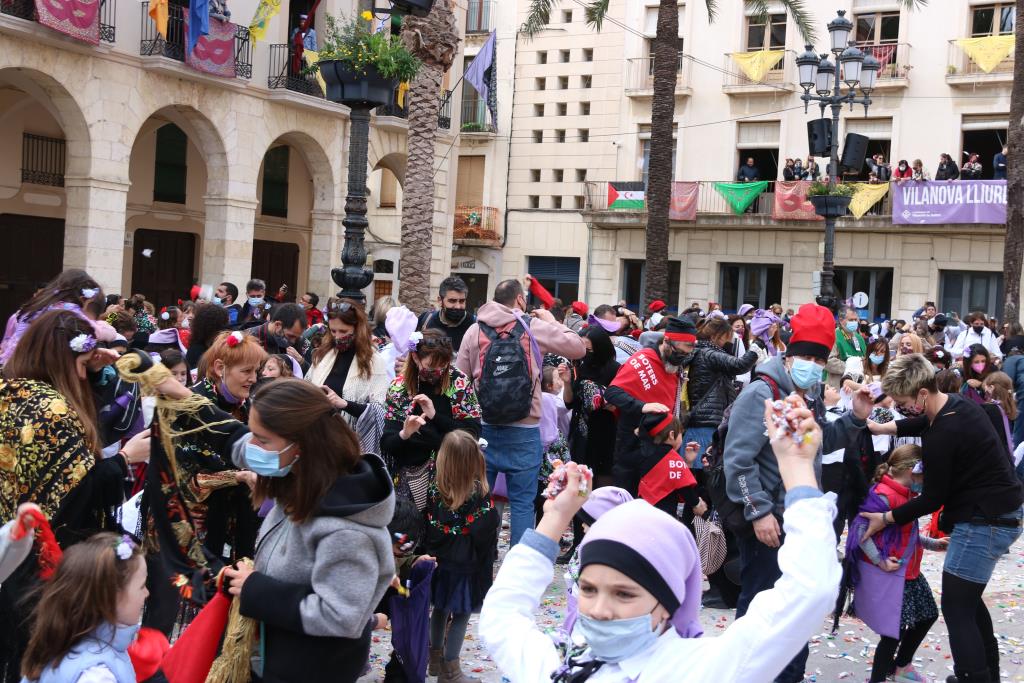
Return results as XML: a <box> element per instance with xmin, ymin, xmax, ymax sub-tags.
<box><xmin>0</xmin><ymin>268</ymin><xmax>1021</xmax><ymax>683</ymax></box>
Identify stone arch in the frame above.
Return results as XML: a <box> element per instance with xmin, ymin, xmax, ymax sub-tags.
<box><xmin>367</xmin><ymin>127</ymin><xmax>408</xmax><ymax>186</ymax></box>
<box><xmin>128</xmin><ymin>104</ymin><xmax>230</xmax><ymax>197</ymax></box>
<box><xmin>261</xmin><ymin>130</ymin><xmax>336</xmax><ymax>214</ymax></box>
<box><xmin>373</xmin><ymin>152</ymin><xmax>408</xmax><ymax>188</ymax></box>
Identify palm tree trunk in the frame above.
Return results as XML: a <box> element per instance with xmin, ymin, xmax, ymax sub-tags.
<box><xmin>642</xmin><ymin>0</ymin><xmax>679</xmax><ymax>312</ymax></box>
<box><xmin>1003</xmin><ymin>0</ymin><xmax>1024</xmax><ymax>324</ymax></box>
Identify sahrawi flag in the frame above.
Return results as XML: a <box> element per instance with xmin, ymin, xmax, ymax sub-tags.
<box><xmin>608</xmin><ymin>182</ymin><xmax>645</xmax><ymax>210</ymax></box>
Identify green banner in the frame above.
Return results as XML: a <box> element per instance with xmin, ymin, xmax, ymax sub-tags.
<box><xmin>714</xmin><ymin>181</ymin><xmax>769</xmax><ymax>215</ymax></box>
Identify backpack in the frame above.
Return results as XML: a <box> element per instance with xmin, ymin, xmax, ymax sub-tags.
<box><xmin>477</xmin><ymin>319</ymin><xmax>536</xmax><ymax>424</ymax></box>
<box><xmin>705</xmin><ymin>374</ymin><xmax>781</xmax><ymax>538</ymax></box>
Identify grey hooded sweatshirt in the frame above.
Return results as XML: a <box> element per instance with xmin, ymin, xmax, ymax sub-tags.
<box><xmin>724</xmin><ymin>355</ymin><xmax>865</xmax><ymax>522</ymax></box>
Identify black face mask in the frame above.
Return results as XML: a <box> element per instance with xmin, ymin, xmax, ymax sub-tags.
<box><xmin>972</xmin><ymin>326</ymin><xmax>985</xmax><ymax>335</ymax></box>
<box><xmin>441</xmin><ymin>306</ymin><xmax>467</xmax><ymax>326</ymax></box>
<box><xmin>665</xmin><ymin>349</ymin><xmax>694</xmax><ymax>367</ymax></box>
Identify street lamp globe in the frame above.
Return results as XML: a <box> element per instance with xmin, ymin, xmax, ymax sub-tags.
<box><xmin>815</xmin><ymin>55</ymin><xmax>835</xmax><ymax>96</ymax></box>
<box><xmin>827</xmin><ymin>10</ymin><xmax>854</xmax><ymax>54</ymax></box>
<box><xmin>797</xmin><ymin>44</ymin><xmax>820</xmax><ymax>90</ymax></box>
<box><xmin>840</xmin><ymin>43</ymin><xmax>865</xmax><ymax>87</ymax></box>
<box><xmin>860</xmin><ymin>53</ymin><xmax>880</xmax><ymax>94</ymax></box>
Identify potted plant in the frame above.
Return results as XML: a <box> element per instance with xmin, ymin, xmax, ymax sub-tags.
<box><xmin>807</xmin><ymin>181</ymin><xmax>854</xmax><ymax>217</ymax></box>
<box><xmin>310</xmin><ymin>12</ymin><xmax>420</xmax><ymax>108</ymax></box>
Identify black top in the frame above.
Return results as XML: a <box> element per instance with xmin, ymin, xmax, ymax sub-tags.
<box><xmin>892</xmin><ymin>393</ymin><xmax>1023</xmax><ymax>528</ymax></box>
<box><xmin>419</xmin><ymin>310</ymin><xmax>475</xmax><ymax>353</ymax></box>
<box><xmin>322</xmin><ymin>349</ymin><xmax>367</xmax><ymax>419</ymax></box>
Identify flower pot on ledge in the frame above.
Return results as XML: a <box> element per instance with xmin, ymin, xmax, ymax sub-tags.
<box><xmin>318</xmin><ymin>60</ymin><xmax>398</xmax><ymax>109</ymax></box>
<box><xmin>809</xmin><ymin>194</ymin><xmax>852</xmax><ymax>218</ymax></box>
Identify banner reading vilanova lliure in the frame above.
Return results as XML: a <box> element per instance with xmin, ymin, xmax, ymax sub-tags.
<box><xmin>892</xmin><ymin>180</ymin><xmax>1006</xmax><ymax>225</ymax></box>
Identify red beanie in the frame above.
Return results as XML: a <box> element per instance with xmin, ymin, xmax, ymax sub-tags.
<box><xmin>571</xmin><ymin>301</ymin><xmax>589</xmax><ymax>317</ymax></box>
<box><xmin>786</xmin><ymin>303</ymin><xmax>835</xmax><ymax>361</ymax></box>
<box><xmin>649</xmin><ymin>299</ymin><xmax>666</xmax><ymax>313</ymax></box>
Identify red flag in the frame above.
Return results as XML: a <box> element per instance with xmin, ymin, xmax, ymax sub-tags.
<box><xmin>669</xmin><ymin>182</ymin><xmax>699</xmax><ymax>221</ymax></box>
<box><xmin>772</xmin><ymin>181</ymin><xmax>823</xmax><ymax>222</ymax></box>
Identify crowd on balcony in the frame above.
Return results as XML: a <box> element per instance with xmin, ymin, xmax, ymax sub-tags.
<box><xmin>770</xmin><ymin>147</ymin><xmax>1009</xmax><ymax>184</ymax></box>
<box><xmin>0</xmin><ymin>268</ymin><xmax>1020</xmax><ymax>683</ymax></box>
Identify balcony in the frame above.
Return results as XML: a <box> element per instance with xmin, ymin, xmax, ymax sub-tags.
<box><xmin>1</xmin><ymin>0</ymin><xmax>116</xmax><ymax>43</ymax></box>
<box><xmin>438</xmin><ymin>89</ymin><xmax>452</xmax><ymax>130</ymax></box>
<box><xmin>855</xmin><ymin>42</ymin><xmax>911</xmax><ymax>90</ymax></box>
<box><xmin>624</xmin><ymin>52</ymin><xmax>691</xmax><ymax>97</ymax></box>
<box><xmin>454</xmin><ymin>205</ymin><xmax>500</xmax><ymax>246</ymax></box>
<box><xmin>267</xmin><ymin>44</ymin><xmax>324</xmax><ymax>98</ymax></box>
<box><xmin>721</xmin><ymin>50</ymin><xmax>797</xmax><ymax>95</ymax></box>
<box><xmin>466</xmin><ymin>0</ymin><xmax>493</xmax><ymax>34</ymax></box>
<box><xmin>139</xmin><ymin>2</ymin><xmax>252</xmax><ymax>79</ymax></box>
<box><xmin>946</xmin><ymin>38</ymin><xmax>1013</xmax><ymax>87</ymax></box>
<box><xmin>460</xmin><ymin>98</ymin><xmax>495</xmax><ymax>135</ymax></box>
<box><xmin>21</xmin><ymin>133</ymin><xmax>65</xmax><ymax>187</ymax></box>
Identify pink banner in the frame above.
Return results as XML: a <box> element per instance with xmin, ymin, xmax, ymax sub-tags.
<box><xmin>669</xmin><ymin>181</ymin><xmax>699</xmax><ymax>221</ymax></box>
<box><xmin>772</xmin><ymin>181</ymin><xmax>822</xmax><ymax>221</ymax></box>
<box><xmin>34</xmin><ymin>0</ymin><xmax>99</xmax><ymax>44</ymax></box>
<box><xmin>183</xmin><ymin>14</ymin><xmax>237</xmax><ymax>78</ymax></box>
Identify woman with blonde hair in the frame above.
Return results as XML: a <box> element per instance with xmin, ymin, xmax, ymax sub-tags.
<box><xmin>894</xmin><ymin>333</ymin><xmax>923</xmax><ymax>357</ymax></box>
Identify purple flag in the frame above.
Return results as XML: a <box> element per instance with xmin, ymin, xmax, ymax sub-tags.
<box><xmin>464</xmin><ymin>29</ymin><xmax>497</xmax><ymax>132</ymax></box>
<box><xmin>892</xmin><ymin>180</ymin><xmax>1006</xmax><ymax>224</ymax></box>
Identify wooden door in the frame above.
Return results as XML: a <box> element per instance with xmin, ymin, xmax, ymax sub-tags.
<box><xmin>0</xmin><ymin>214</ymin><xmax>64</xmax><ymax>323</ymax></box>
<box><xmin>130</xmin><ymin>229</ymin><xmax>196</xmax><ymax>306</ymax></box>
<box><xmin>251</xmin><ymin>240</ymin><xmax>299</xmax><ymax>301</ymax></box>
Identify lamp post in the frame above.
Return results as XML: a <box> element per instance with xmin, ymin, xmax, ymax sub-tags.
<box><xmin>794</xmin><ymin>9</ymin><xmax>880</xmax><ymax>312</ymax></box>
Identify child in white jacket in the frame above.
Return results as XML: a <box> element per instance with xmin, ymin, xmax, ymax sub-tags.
<box><xmin>480</xmin><ymin>395</ymin><xmax>841</xmax><ymax>682</ymax></box>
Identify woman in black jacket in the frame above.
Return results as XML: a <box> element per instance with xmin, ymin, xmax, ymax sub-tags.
<box><xmin>935</xmin><ymin>153</ymin><xmax>960</xmax><ymax>181</ymax></box>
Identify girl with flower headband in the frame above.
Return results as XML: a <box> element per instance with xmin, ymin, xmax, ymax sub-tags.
<box><xmin>20</xmin><ymin>532</ymin><xmax>148</xmax><ymax>683</ymax></box>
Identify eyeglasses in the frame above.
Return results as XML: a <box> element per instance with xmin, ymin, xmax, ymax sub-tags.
<box><xmin>330</xmin><ymin>302</ymin><xmax>353</xmax><ymax>314</ymax></box>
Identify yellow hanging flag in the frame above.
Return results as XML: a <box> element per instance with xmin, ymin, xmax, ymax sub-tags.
<box><xmin>148</xmin><ymin>0</ymin><xmax>167</xmax><ymax>38</ymax></box>
<box><xmin>396</xmin><ymin>82</ymin><xmax>410</xmax><ymax>107</ymax></box>
<box><xmin>248</xmin><ymin>0</ymin><xmax>282</xmax><ymax>42</ymax></box>
<box><xmin>730</xmin><ymin>50</ymin><xmax>784</xmax><ymax>83</ymax></box>
<box><xmin>304</xmin><ymin>49</ymin><xmax>327</xmax><ymax>96</ymax></box>
<box><xmin>848</xmin><ymin>182</ymin><xmax>890</xmax><ymax>219</ymax></box>
<box><xmin>955</xmin><ymin>35</ymin><xmax>1015</xmax><ymax>73</ymax></box>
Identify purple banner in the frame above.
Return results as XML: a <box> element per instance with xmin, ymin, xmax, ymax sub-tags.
<box><xmin>892</xmin><ymin>180</ymin><xmax>1006</xmax><ymax>225</ymax></box>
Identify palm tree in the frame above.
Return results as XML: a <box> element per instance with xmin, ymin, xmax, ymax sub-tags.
<box><xmin>399</xmin><ymin>2</ymin><xmax>460</xmax><ymax>314</ymax></box>
<box><xmin>524</xmin><ymin>0</ymin><xmax>921</xmax><ymax>312</ymax></box>
<box><xmin>1002</xmin><ymin>0</ymin><xmax>1024</xmax><ymax>325</ymax></box>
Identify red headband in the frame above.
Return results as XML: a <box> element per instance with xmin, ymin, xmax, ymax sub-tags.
<box><xmin>664</xmin><ymin>331</ymin><xmax>696</xmax><ymax>343</ymax></box>
<box><xmin>649</xmin><ymin>412</ymin><xmax>675</xmax><ymax>436</ymax></box>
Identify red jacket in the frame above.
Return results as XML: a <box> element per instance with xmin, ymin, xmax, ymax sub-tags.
<box><xmin>306</xmin><ymin>307</ymin><xmax>324</xmax><ymax>328</ymax></box>
<box><xmin>874</xmin><ymin>475</ymin><xmax>924</xmax><ymax>580</ymax></box>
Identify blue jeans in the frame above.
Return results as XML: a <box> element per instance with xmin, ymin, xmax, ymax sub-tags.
<box><xmin>736</xmin><ymin>532</ymin><xmax>810</xmax><ymax>683</ymax></box>
<box><xmin>945</xmin><ymin>509</ymin><xmax>1023</xmax><ymax>584</ymax></box>
<box><xmin>483</xmin><ymin>424</ymin><xmax>543</xmax><ymax>547</ymax></box>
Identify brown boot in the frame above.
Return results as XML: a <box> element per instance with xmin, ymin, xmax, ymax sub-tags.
<box><xmin>438</xmin><ymin>657</ymin><xmax>480</xmax><ymax>683</ymax></box>
<box><xmin>428</xmin><ymin>648</ymin><xmax>443</xmax><ymax>677</ymax></box>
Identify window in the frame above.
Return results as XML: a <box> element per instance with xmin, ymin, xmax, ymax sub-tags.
<box><xmin>533</xmin><ymin>103</ymin><xmax>544</xmax><ymax>117</ymax></box>
<box><xmin>577</xmin><ymin>129</ymin><xmax>589</xmax><ymax>142</ymax></box>
<box><xmin>260</xmin><ymin>146</ymin><xmax>290</xmax><ymax>217</ymax></box>
<box><xmin>622</xmin><ymin>260</ymin><xmax>681</xmax><ymax>313</ymax></box>
<box><xmin>562</xmin><ymin>9</ymin><xmax>572</xmax><ymax>23</ymax></box>
<box><xmin>373</xmin><ymin>259</ymin><xmax>395</xmax><ymax>274</ymax></box>
<box><xmin>553</xmin><ymin>169</ymin><xmax>564</xmax><ymax>182</ymax></box>
<box><xmin>719</xmin><ymin>263</ymin><xmax>783</xmax><ymax>312</ymax></box>
<box><xmin>855</xmin><ymin>11</ymin><xmax>899</xmax><ymax>44</ymax></box>
<box><xmin>552</xmin><ymin>196</ymin><xmax>562</xmax><ymax>208</ymax></box>
<box><xmin>555</xmin><ymin>129</ymin><xmax>566</xmax><ymax>142</ymax></box>
<box><xmin>940</xmin><ymin>270</ymin><xmax>1004</xmax><ymax>317</ymax></box>
<box><xmin>746</xmin><ymin>13</ymin><xmax>786</xmax><ymax>50</ymax></box>
<box><xmin>538</xmin><ymin>51</ymin><xmax>548</xmax><ymax>64</ymax></box>
<box><xmin>378</xmin><ymin>167</ymin><xmax>399</xmax><ymax>208</ymax></box>
<box><xmin>535</xmin><ymin>77</ymin><xmax>546</xmax><ymax>90</ymax></box>
<box><xmin>556</xmin><ymin>102</ymin><xmax>568</xmax><ymax>116</ymax></box>
<box><xmin>640</xmin><ymin>130</ymin><xmax>677</xmax><ymax>188</ymax></box>
<box><xmin>533</xmin><ymin>130</ymin><xmax>543</xmax><ymax>143</ymax></box>
<box><xmin>529</xmin><ymin>195</ymin><xmax>540</xmax><ymax>208</ymax></box>
<box><xmin>575</xmin><ymin>169</ymin><xmax>587</xmax><ymax>182</ymax></box>
<box><xmin>972</xmin><ymin>3</ymin><xmax>1015</xmax><ymax>36</ymax></box>
<box><xmin>560</xmin><ymin>49</ymin><xmax>571</xmax><ymax>62</ymax></box>
<box><xmin>153</xmin><ymin>124</ymin><xmax>187</xmax><ymax>204</ymax></box>
<box><xmin>645</xmin><ymin>38</ymin><xmax>685</xmax><ymax>75</ymax></box>
<box><xmin>530</xmin><ymin>169</ymin><xmax>541</xmax><ymax>182</ymax></box>
<box><xmin>528</xmin><ymin>256</ymin><xmax>580</xmax><ymax>304</ymax></box>
<box><xmin>558</xmin><ymin>75</ymin><xmax>569</xmax><ymax>89</ymax></box>
<box><xmin>833</xmin><ymin>268</ymin><xmax>893</xmax><ymax>321</ymax></box>
<box><xmin>574</xmin><ymin>195</ymin><xmax>585</xmax><ymax>209</ymax></box>
<box><xmin>583</xmin><ymin>48</ymin><xmax>593</xmax><ymax>62</ymax></box>
<box><xmin>455</xmin><ymin>155</ymin><xmax>485</xmax><ymax>206</ymax></box>
<box><xmin>579</xmin><ymin>101</ymin><xmax>590</xmax><ymax>115</ymax></box>
<box><xmin>373</xmin><ymin>280</ymin><xmax>393</xmax><ymax>299</ymax></box>
<box><xmin>581</xmin><ymin>74</ymin><xmax>593</xmax><ymax>88</ymax></box>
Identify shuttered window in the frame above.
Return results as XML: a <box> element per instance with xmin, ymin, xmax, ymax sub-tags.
<box><xmin>260</xmin><ymin>146</ymin><xmax>290</xmax><ymax>218</ymax></box>
<box><xmin>456</xmin><ymin>155</ymin><xmax>485</xmax><ymax>206</ymax></box>
<box><xmin>153</xmin><ymin>124</ymin><xmax>187</xmax><ymax>204</ymax></box>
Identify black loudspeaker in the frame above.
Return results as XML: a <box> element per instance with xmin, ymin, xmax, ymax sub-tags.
<box><xmin>807</xmin><ymin>119</ymin><xmax>831</xmax><ymax>157</ymax></box>
<box><xmin>840</xmin><ymin>133</ymin><xmax>870</xmax><ymax>174</ymax></box>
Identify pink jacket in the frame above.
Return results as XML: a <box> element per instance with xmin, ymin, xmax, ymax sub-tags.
<box><xmin>456</xmin><ymin>302</ymin><xmax>585</xmax><ymax>426</ymax></box>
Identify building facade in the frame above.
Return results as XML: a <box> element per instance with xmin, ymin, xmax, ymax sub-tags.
<box><xmin>452</xmin><ymin>0</ymin><xmax>1015</xmax><ymax>320</ymax></box>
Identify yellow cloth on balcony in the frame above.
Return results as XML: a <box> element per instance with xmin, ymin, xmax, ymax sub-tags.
<box><xmin>304</xmin><ymin>49</ymin><xmax>327</xmax><ymax>95</ymax></box>
<box><xmin>397</xmin><ymin>81</ymin><xmax>409</xmax><ymax>107</ymax></box>
<box><xmin>730</xmin><ymin>50</ymin><xmax>784</xmax><ymax>83</ymax></box>
<box><xmin>248</xmin><ymin>0</ymin><xmax>281</xmax><ymax>41</ymax></box>
<box><xmin>955</xmin><ymin>35</ymin><xmax>1015</xmax><ymax>73</ymax></box>
<box><xmin>148</xmin><ymin>0</ymin><xmax>167</xmax><ymax>38</ymax></box>
<box><xmin>848</xmin><ymin>182</ymin><xmax>890</xmax><ymax>219</ymax></box>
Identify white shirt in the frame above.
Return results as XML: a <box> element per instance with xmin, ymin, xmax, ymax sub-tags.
<box><xmin>950</xmin><ymin>326</ymin><xmax>1003</xmax><ymax>359</ymax></box>
<box><xmin>822</xmin><ymin>407</ymin><xmax>846</xmax><ymax>465</ymax></box>
<box><xmin>480</xmin><ymin>496</ymin><xmax>841</xmax><ymax>683</ymax></box>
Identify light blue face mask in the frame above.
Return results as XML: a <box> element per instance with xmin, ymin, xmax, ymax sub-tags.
<box><xmin>248</xmin><ymin>296</ymin><xmax>265</xmax><ymax>307</ymax></box>
<box><xmin>868</xmin><ymin>353</ymin><xmax>886</xmax><ymax>366</ymax></box>
<box><xmin>245</xmin><ymin>441</ymin><xmax>296</xmax><ymax>478</ymax></box>
<box><xmin>212</xmin><ymin>296</ymin><xmax>223</xmax><ymax>306</ymax></box>
<box><xmin>845</xmin><ymin>321</ymin><xmax>860</xmax><ymax>333</ymax></box>
<box><xmin>790</xmin><ymin>357</ymin><xmax>822</xmax><ymax>390</ymax></box>
<box><xmin>910</xmin><ymin>482</ymin><xmax>923</xmax><ymax>494</ymax></box>
<box><xmin>577</xmin><ymin>612</ymin><xmax>660</xmax><ymax>663</ymax></box>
